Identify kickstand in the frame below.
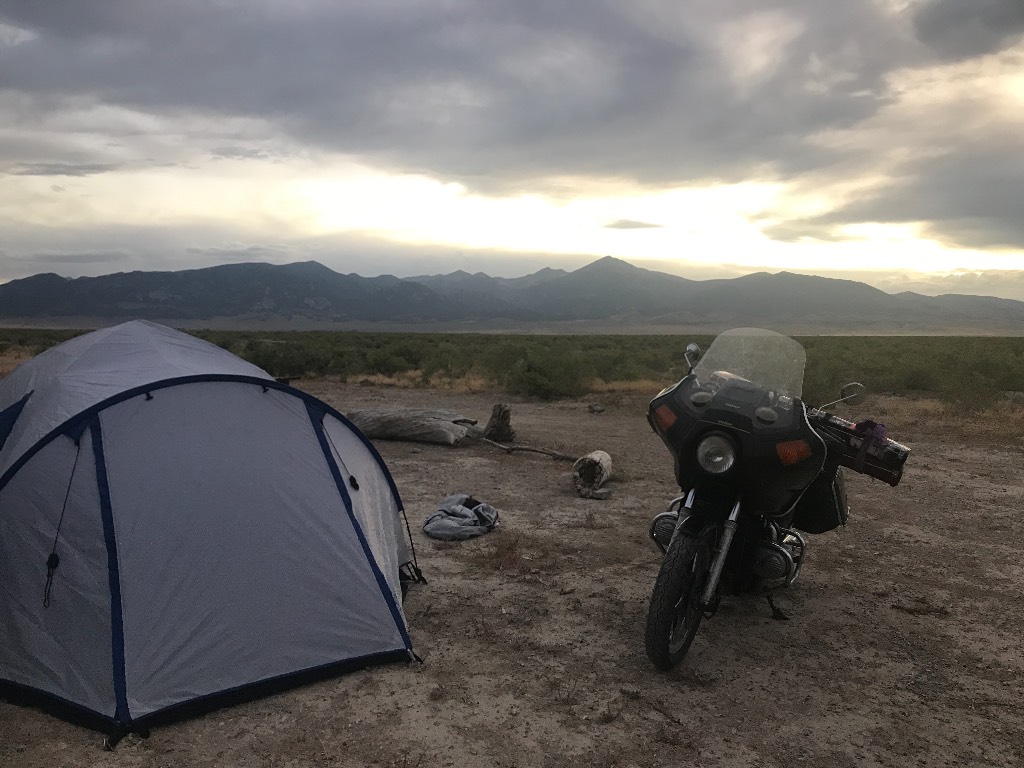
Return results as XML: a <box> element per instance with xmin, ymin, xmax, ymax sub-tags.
<box><xmin>766</xmin><ymin>594</ymin><xmax>790</xmax><ymax>621</ymax></box>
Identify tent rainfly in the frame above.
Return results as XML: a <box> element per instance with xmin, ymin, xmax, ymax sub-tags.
<box><xmin>0</xmin><ymin>321</ymin><xmax>419</xmax><ymax>744</ymax></box>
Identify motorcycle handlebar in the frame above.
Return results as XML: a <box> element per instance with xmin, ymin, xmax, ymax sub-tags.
<box><xmin>807</xmin><ymin>409</ymin><xmax>909</xmax><ymax>487</ymax></box>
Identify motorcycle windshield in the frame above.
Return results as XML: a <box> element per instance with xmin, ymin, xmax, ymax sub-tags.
<box><xmin>692</xmin><ymin>328</ymin><xmax>806</xmax><ymax>399</ymax></box>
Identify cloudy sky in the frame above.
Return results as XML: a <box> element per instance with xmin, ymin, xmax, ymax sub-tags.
<box><xmin>1</xmin><ymin>1</ymin><xmax>1023</xmax><ymax>297</ymax></box>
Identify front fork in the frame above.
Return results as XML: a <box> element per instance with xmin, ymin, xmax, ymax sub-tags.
<box><xmin>701</xmin><ymin>499</ymin><xmax>741</xmax><ymax>607</ymax></box>
<box><xmin>650</xmin><ymin>489</ymin><xmax>742</xmax><ymax>608</ymax></box>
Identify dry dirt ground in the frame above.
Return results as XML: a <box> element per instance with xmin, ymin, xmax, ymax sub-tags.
<box><xmin>2</xmin><ymin>378</ymin><xmax>1023</xmax><ymax>768</ymax></box>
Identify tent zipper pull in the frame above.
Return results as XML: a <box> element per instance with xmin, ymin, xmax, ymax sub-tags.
<box><xmin>44</xmin><ymin>438</ymin><xmax>83</xmax><ymax>608</ymax></box>
<box><xmin>43</xmin><ymin>552</ymin><xmax>60</xmax><ymax>608</ymax></box>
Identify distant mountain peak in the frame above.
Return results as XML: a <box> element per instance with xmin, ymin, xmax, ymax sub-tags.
<box><xmin>576</xmin><ymin>256</ymin><xmax>639</xmax><ymax>274</ymax></box>
<box><xmin>277</xmin><ymin>260</ymin><xmax>336</xmax><ymax>276</ymax></box>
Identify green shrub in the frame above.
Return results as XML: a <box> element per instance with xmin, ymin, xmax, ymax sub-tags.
<box><xmin>504</xmin><ymin>352</ymin><xmax>588</xmax><ymax>400</ymax></box>
<box><xmin>10</xmin><ymin>327</ymin><xmax>1024</xmax><ymax>406</ymax></box>
<box><xmin>904</xmin><ymin>367</ymin><xmax>939</xmax><ymax>391</ymax></box>
<box><xmin>938</xmin><ymin>370</ymin><xmax>1001</xmax><ymax>412</ymax></box>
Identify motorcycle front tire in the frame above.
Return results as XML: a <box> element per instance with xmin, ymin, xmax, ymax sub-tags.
<box><xmin>644</xmin><ymin>523</ymin><xmax>716</xmax><ymax>670</ymax></box>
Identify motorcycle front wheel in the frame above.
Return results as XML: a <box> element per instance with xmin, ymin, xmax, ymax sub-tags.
<box><xmin>644</xmin><ymin>523</ymin><xmax>717</xmax><ymax>670</ymax></box>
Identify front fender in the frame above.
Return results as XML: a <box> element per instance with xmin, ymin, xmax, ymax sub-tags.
<box><xmin>676</xmin><ymin>512</ymin><xmax>709</xmax><ymax>538</ymax></box>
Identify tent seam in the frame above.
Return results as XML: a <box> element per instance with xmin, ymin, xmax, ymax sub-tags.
<box><xmin>305</xmin><ymin>402</ymin><xmax>413</xmax><ymax>652</ymax></box>
<box><xmin>90</xmin><ymin>418</ymin><xmax>130</xmax><ymax>725</ymax></box>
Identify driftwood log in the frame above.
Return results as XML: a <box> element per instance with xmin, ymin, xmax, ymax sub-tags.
<box><xmin>346</xmin><ymin>408</ymin><xmax>484</xmax><ymax>445</ymax></box>
<box><xmin>572</xmin><ymin>450</ymin><xmax>613</xmax><ymax>500</ymax></box>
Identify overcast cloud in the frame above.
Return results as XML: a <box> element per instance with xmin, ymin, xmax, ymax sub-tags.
<box><xmin>0</xmin><ymin>1</ymin><xmax>922</xmax><ymax>183</ymax></box>
<box><xmin>0</xmin><ymin>0</ymin><xmax>1022</xmax><ymax>294</ymax></box>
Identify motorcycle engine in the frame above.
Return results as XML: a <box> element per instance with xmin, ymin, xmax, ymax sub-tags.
<box><xmin>649</xmin><ymin>511</ymin><xmax>680</xmax><ymax>554</ymax></box>
<box><xmin>751</xmin><ymin>539</ymin><xmax>798</xmax><ymax>590</ymax></box>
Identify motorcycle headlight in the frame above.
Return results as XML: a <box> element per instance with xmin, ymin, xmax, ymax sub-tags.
<box><xmin>696</xmin><ymin>434</ymin><xmax>736</xmax><ymax>474</ymax></box>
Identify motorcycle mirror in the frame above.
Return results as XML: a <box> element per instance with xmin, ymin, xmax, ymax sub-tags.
<box><xmin>816</xmin><ymin>382</ymin><xmax>867</xmax><ymax>411</ymax></box>
<box><xmin>840</xmin><ymin>382</ymin><xmax>866</xmax><ymax>406</ymax></box>
<box><xmin>684</xmin><ymin>342</ymin><xmax>701</xmax><ymax>372</ymax></box>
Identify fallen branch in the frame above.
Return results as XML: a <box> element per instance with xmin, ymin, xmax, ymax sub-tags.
<box><xmin>478</xmin><ymin>437</ymin><xmax>577</xmax><ymax>462</ymax></box>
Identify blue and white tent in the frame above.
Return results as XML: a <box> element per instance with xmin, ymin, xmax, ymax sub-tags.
<box><xmin>0</xmin><ymin>321</ymin><xmax>416</xmax><ymax>738</ymax></box>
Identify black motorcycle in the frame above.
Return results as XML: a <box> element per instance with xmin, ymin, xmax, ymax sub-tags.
<box><xmin>644</xmin><ymin>328</ymin><xmax>909</xmax><ymax>669</ymax></box>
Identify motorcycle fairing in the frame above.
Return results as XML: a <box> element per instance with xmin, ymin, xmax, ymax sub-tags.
<box><xmin>648</xmin><ymin>373</ymin><xmax>827</xmax><ymax>519</ymax></box>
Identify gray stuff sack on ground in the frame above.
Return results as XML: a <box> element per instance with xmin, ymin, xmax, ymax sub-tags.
<box><xmin>423</xmin><ymin>493</ymin><xmax>500</xmax><ymax>540</ymax></box>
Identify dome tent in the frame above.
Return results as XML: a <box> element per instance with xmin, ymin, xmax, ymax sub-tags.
<box><xmin>0</xmin><ymin>321</ymin><xmax>418</xmax><ymax>743</ymax></box>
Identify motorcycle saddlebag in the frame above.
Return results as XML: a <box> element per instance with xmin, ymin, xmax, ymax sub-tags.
<box><xmin>791</xmin><ymin>464</ymin><xmax>848</xmax><ymax>534</ymax></box>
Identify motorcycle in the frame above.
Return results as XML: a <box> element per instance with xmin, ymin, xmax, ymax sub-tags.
<box><xmin>644</xmin><ymin>328</ymin><xmax>909</xmax><ymax>669</ymax></box>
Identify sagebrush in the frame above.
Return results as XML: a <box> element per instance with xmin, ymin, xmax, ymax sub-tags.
<box><xmin>4</xmin><ymin>328</ymin><xmax>1024</xmax><ymax>404</ymax></box>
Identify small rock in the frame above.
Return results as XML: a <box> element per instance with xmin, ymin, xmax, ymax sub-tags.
<box><xmin>587</xmin><ymin>403</ymin><xmax>605</xmax><ymax>413</ymax></box>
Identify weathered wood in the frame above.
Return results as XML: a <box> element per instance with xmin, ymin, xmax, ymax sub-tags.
<box><xmin>479</xmin><ymin>437</ymin><xmax>576</xmax><ymax>461</ymax></box>
<box><xmin>346</xmin><ymin>408</ymin><xmax>479</xmax><ymax>445</ymax></box>
<box><xmin>484</xmin><ymin>404</ymin><xmax>515</xmax><ymax>442</ymax></box>
<box><xmin>572</xmin><ymin>450</ymin><xmax>613</xmax><ymax>499</ymax></box>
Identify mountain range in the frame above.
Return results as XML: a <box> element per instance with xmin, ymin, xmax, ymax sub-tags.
<box><xmin>2</xmin><ymin>257</ymin><xmax>1023</xmax><ymax>334</ymax></box>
